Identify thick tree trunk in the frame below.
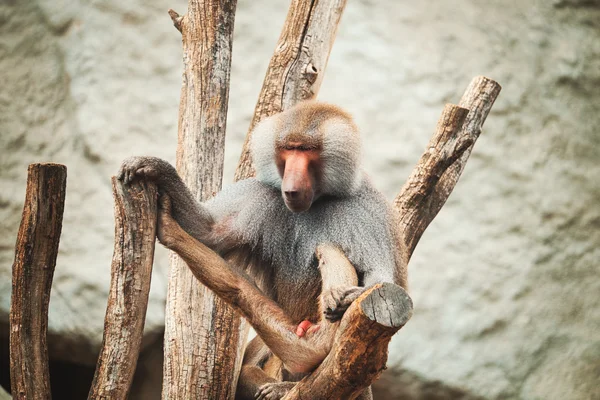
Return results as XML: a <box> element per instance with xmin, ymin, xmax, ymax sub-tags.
<box><xmin>10</xmin><ymin>163</ymin><xmax>67</xmax><ymax>400</ymax></box>
<box><xmin>235</xmin><ymin>0</ymin><xmax>347</xmax><ymax>180</ymax></box>
<box><xmin>162</xmin><ymin>1</ymin><xmax>240</xmax><ymax>399</ymax></box>
<box><xmin>88</xmin><ymin>179</ymin><xmax>158</xmax><ymax>400</ymax></box>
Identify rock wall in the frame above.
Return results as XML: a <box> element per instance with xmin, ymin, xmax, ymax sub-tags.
<box><xmin>1</xmin><ymin>0</ymin><xmax>599</xmax><ymax>398</ymax></box>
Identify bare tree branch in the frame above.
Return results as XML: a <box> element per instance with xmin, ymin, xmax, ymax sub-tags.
<box><xmin>394</xmin><ymin>76</ymin><xmax>501</xmax><ymax>262</ymax></box>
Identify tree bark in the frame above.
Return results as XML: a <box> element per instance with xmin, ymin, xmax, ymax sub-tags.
<box><xmin>235</xmin><ymin>0</ymin><xmax>347</xmax><ymax>180</ymax></box>
<box><xmin>394</xmin><ymin>76</ymin><xmax>502</xmax><ymax>263</ymax></box>
<box><xmin>163</xmin><ymin>1</ymin><xmax>240</xmax><ymax>399</ymax></box>
<box><xmin>88</xmin><ymin>179</ymin><xmax>158</xmax><ymax>400</ymax></box>
<box><xmin>10</xmin><ymin>163</ymin><xmax>67</xmax><ymax>400</ymax></box>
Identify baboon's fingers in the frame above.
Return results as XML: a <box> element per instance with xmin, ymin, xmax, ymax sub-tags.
<box><xmin>256</xmin><ymin>382</ymin><xmax>294</xmax><ymax>400</ymax></box>
<box><xmin>126</xmin><ymin>169</ymin><xmax>135</xmax><ymax>185</ymax></box>
<box><xmin>324</xmin><ymin>308</ymin><xmax>345</xmax><ymax>322</ymax></box>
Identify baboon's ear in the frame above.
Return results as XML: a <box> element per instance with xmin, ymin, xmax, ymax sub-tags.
<box><xmin>320</xmin><ymin>117</ymin><xmax>362</xmax><ymax>196</ymax></box>
<box><xmin>250</xmin><ymin>116</ymin><xmax>282</xmax><ymax>189</ymax></box>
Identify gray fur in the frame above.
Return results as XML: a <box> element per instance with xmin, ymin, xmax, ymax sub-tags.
<box><xmin>205</xmin><ymin>175</ymin><xmax>397</xmax><ymax>286</ymax></box>
<box><xmin>251</xmin><ymin>117</ymin><xmax>282</xmax><ymax>189</ymax></box>
<box><xmin>319</xmin><ymin>117</ymin><xmax>363</xmax><ymax>196</ymax></box>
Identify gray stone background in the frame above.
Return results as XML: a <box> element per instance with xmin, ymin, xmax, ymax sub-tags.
<box><xmin>1</xmin><ymin>0</ymin><xmax>599</xmax><ymax>399</ymax></box>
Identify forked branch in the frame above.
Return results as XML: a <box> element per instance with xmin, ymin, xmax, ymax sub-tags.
<box><xmin>395</xmin><ymin>76</ymin><xmax>502</xmax><ymax>262</ymax></box>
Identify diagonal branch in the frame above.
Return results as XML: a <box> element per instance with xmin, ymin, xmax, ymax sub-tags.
<box><xmin>235</xmin><ymin>0</ymin><xmax>348</xmax><ymax>180</ymax></box>
<box><xmin>394</xmin><ymin>76</ymin><xmax>502</xmax><ymax>262</ymax></box>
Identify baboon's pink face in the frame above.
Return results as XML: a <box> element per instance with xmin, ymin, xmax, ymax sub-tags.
<box><xmin>276</xmin><ymin>142</ymin><xmax>323</xmax><ymax>213</ymax></box>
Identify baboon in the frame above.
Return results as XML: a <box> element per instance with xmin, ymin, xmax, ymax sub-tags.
<box><xmin>118</xmin><ymin>101</ymin><xmax>407</xmax><ymax>399</ymax></box>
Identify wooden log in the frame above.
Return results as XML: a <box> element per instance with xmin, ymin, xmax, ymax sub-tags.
<box><xmin>283</xmin><ymin>284</ymin><xmax>413</xmax><ymax>400</ymax></box>
<box><xmin>88</xmin><ymin>178</ymin><xmax>158</xmax><ymax>400</ymax></box>
<box><xmin>10</xmin><ymin>163</ymin><xmax>67</xmax><ymax>400</ymax></box>
<box><xmin>394</xmin><ymin>76</ymin><xmax>501</xmax><ymax>262</ymax></box>
<box><xmin>235</xmin><ymin>0</ymin><xmax>347</xmax><ymax>180</ymax></box>
<box><xmin>162</xmin><ymin>1</ymin><xmax>240</xmax><ymax>399</ymax></box>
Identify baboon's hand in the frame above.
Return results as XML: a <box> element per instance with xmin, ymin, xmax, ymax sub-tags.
<box><xmin>118</xmin><ymin>156</ymin><xmax>174</xmax><ymax>184</ymax></box>
<box><xmin>256</xmin><ymin>382</ymin><xmax>295</xmax><ymax>400</ymax></box>
<box><xmin>321</xmin><ymin>286</ymin><xmax>366</xmax><ymax>322</ymax></box>
<box><xmin>157</xmin><ymin>194</ymin><xmax>184</xmax><ymax>249</ymax></box>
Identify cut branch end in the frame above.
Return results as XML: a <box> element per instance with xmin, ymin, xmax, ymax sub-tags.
<box><xmin>284</xmin><ymin>283</ymin><xmax>413</xmax><ymax>399</ymax></box>
<box><xmin>360</xmin><ymin>283</ymin><xmax>413</xmax><ymax>329</ymax></box>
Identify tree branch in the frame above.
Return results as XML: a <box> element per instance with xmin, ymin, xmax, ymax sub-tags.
<box><xmin>10</xmin><ymin>163</ymin><xmax>66</xmax><ymax>400</ymax></box>
<box><xmin>88</xmin><ymin>178</ymin><xmax>157</xmax><ymax>400</ymax></box>
<box><xmin>167</xmin><ymin>9</ymin><xmax>183</xmax><ymax>33</ymax></box>
<box><xmin>394</xmin><ymin>76</ymin><xmax>501</xmax><ymax>262</ymax></box>
<box><xmin>234</xmin><ymin>0</ymin><xmax>347</xmax><ymax>180</ymax></box>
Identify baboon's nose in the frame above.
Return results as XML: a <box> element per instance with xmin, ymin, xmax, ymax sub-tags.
<box><xmin>284</xmin><ymin>190</ymin><xmax>299</xmax><ymax>199</ymax></box>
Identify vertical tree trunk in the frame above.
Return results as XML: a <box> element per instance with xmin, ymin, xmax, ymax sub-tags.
<box><xmin>163</xmin><ymin>1</ymin><xmax>239</xmax><ymax>399</ymax></box>
<box><xmin>88</xmin><ymin>179</ymin><xmax>158</xmax><ymax>400</ymax></box>
<box><xmin>10</xmin><ymin>163</ymin><xmax>67</xmax><ymax>400</ymax></box>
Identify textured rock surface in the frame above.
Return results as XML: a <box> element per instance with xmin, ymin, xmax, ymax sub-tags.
<box><xmin>1</xmin><ymin>0</ymin><xmax>599</xmax><ymax>399</ymax></box>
